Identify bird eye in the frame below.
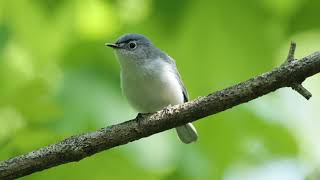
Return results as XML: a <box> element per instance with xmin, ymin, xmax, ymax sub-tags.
<box><xmin>128</xmin><ymin>42</ymin><xmax>137</xmax><ymax>49</ymax></box>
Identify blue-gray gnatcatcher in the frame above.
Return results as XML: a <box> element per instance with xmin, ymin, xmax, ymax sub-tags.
<box><xmin>106</xmin><ymin>33</ymin><xmax>198</xmax><ymax>144</ymax></box>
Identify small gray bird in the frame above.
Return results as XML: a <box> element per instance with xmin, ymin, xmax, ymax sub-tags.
<box><xmin>106</xmin><ymin>33</ymin><xmax>198</xmax><ymax>144</ymax></box>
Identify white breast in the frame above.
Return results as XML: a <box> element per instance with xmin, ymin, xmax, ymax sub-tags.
<box><xmin>120</xmin><ymin>59</ymin><xmax>184</xmax><ymax>113</ymax></box>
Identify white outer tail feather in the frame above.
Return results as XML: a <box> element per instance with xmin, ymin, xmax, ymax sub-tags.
<box><xmin>175</xmin><ymin>123</ymin><xmax>198</xmax><ymax>144</ymax></box>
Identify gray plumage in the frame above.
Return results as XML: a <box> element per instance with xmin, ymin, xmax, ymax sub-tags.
<box><xmin>106</xmin><ymin>33</ymin><xmax>198</xmax><ymax>144</ymax></box>
<box><xmin>116</xmin><ymin>33</ymin><xmax>151</xmax><ymax>45</ymax></box>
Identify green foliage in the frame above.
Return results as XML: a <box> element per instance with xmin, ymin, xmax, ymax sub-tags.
<box><xmin>1</xmin><ymin>0</ymin><xmax>319</xmax><ymax>179</ymax></box>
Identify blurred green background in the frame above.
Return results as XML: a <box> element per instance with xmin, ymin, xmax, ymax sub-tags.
<box><xmin>0</xmin><ymin>0</ymin><xmax>320</xmax><ymax>179</ymax></box>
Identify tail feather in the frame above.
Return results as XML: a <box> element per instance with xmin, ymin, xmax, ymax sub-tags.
<box><xmin>175</xmin><ymin>123</ymin><xmax>198</xmax><ymax>144</ymax></box>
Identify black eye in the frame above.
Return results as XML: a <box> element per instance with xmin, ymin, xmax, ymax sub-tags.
<box><xmin>128</xmin><ymin>42</ymin><xmax>137</xmax><ymax>49</ymax></box>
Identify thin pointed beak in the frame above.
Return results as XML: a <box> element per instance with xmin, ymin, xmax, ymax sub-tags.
<box><xmin>105</xmin><ymin>43</ymin><xmax>120</xmax><ymax>49</ymax></box>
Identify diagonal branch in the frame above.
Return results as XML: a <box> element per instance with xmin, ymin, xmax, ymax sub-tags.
<box><xmin>1</xmin><ymin>45</ymin><xmax>320</xmax><ymax>179</ymax></box>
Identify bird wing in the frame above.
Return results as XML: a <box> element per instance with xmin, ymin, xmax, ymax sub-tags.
<box><xmin>162</xmin><ymin>54</ymin><xmax>189</xmax><ymax>102</ymax></box>
<box><xmin>176</xmin><ymin>69</ymin><xmax>189</xmax><ymax>102</ymax></box>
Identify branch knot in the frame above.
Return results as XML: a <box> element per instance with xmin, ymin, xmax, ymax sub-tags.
<box><xmin>281</xmin><ymin>42</ymin><xmax>312</xmax><ymax>100</ymax></box>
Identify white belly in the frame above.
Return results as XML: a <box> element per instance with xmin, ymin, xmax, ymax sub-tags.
<box><xmin>121</xmin><ymin>61</ymin><xmax>184</xmax><ymax>113</ymax></box>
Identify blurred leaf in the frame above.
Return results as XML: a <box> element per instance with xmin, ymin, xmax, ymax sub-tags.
<box><xmin>288</xmin><ymin>0</ymin><xmax>320</xmax><ymax>35</ymax></box>
<box><xmin>0</xmin><ymin>24</ymin><xmax>9</xmax><ymax>52</ymax></box>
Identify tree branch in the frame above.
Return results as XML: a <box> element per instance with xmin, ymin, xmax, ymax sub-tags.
<box><xmin>281</xmin><ymin>42</ymin><xmax>312</xmax><ymax>99</ymax></box>
<box><xmin>1</xmin><ymin>44</ymin><xmax>320</xmax><ymax>179</ymax></box>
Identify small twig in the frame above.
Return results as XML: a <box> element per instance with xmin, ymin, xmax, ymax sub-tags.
<box><xmin>292</xmin><ymin>83</ymin><xmax>312</xmax><ymax>99</ymax></box>
<box><xmin>282</xmin><ymin>42</ymin><xmax>312</xmax><ymax>100</ymax></box>
<box><xmin>286</xmin><ymin>41</ymin><xmax>296</xmax><ymax>63</ymax></box>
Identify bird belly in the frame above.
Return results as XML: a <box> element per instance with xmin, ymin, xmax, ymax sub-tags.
<box><xmin>121</xmin><ymin>67</ymin><xmax>184</xmax><ymax>113</ymax></box>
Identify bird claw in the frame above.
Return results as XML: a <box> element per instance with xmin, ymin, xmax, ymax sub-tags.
<box><xmin>136</xmin><ymin>112</ymin><xmax>153</xmax><ymax>119</ymax></box>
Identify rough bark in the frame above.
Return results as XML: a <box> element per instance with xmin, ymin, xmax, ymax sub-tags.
<box><xmin>1</xmin><ymin>44</ymin><xmax>320</xmax><ymax>179</ymax></box>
